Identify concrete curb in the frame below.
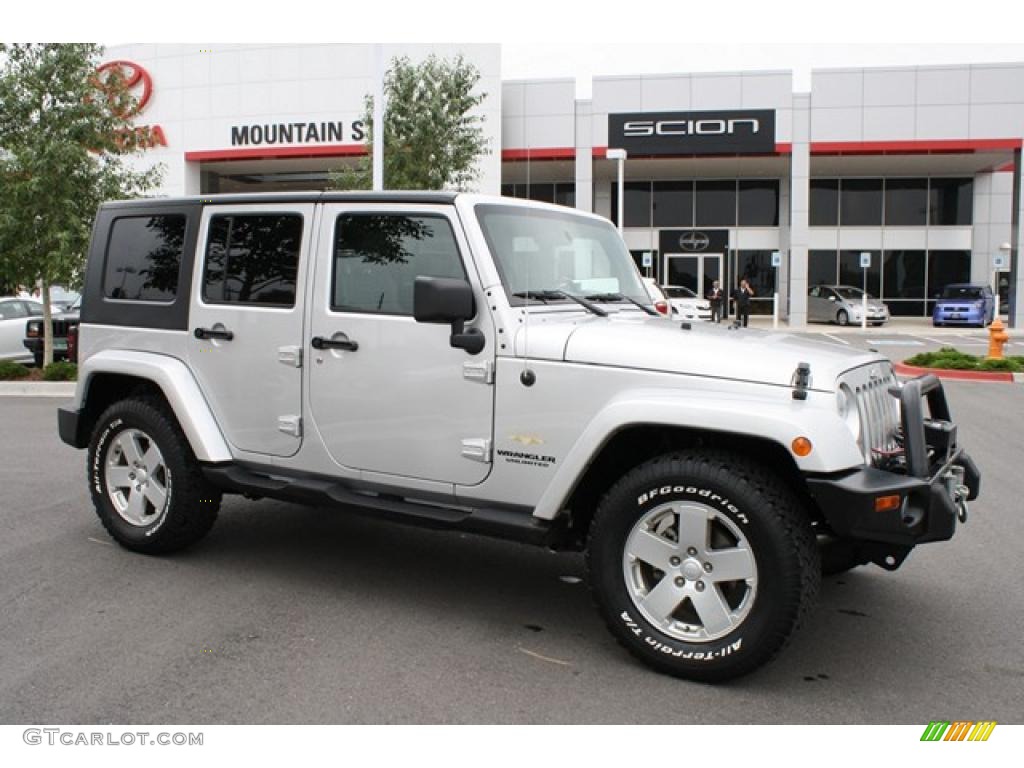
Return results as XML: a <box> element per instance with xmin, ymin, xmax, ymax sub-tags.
<box><xmin>0</xmin><ymin>382</ymin><xmax>76</xmax><ymax>398</ymax></box>
<box><xmin>894</xmin><ymin>362</ymin><xmax>1017</xmax><ymax>383</ymax></box>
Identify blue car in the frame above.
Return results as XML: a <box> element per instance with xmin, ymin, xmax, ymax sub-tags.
<box><xmin>932</xmin><ymin>283</ymin><xmax>995</xmax><ymax>327</ymax></box>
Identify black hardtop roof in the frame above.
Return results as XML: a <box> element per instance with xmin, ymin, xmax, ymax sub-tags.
<box><xmin>100</xmin><ymin>190</ymin><xmax>459</xmax><ymax>209</ymax></box>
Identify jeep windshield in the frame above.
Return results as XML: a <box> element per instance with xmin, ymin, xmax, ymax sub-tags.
<box><xmin>475</xmin><ymin>203</ymin><xmax>649</xmax><ymax>309</ymax></box>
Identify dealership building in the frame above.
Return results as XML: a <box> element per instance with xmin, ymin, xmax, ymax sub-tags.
<box><xmin>105</xmin><ymin>43</ymin><xmax>1024</xmax><ymax>327</ymax></box>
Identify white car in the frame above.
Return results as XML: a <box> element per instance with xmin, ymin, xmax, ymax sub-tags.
<box><xmin>640</xmin><ymin>277</ymin><xmax>671</xmax><ymax>316</ymax></box>
<box><xmin>0</xmin><ymin>296</ymin><xmax>44</xmax><ymax>362</ymax></box>
<box><xmin>661</xmin><ymin>284</ymin><xmax>712</xmax><ymax>321</ymax></box>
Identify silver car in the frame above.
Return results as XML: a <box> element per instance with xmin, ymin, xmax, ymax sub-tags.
<box><xmin>0</xmin><ymin>297</ymin><xmax>44</xmax><ymax>361</ymax></box>
<box><xmin>808</xmin><ymin>285</ymin><xmax>890</xmax><ymax>326</ymax></box>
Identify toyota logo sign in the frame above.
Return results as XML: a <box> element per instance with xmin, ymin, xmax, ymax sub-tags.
<box><xmin>96</xmin><ymin>60</ymin><xmax>153</xmax><ymax>118</ymax></box>
<box><xmin>678</xmin><ymin>232</ymin><xmax>711</xmax><ymax>252</ymax></box>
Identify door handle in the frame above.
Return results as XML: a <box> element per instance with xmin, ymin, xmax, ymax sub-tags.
<box><xmin>312</xmin><ymin>335</ymin><xmax>358</xmax><ymax>352</ymax></box>
<box><xmin>194</xmin><ymin>327</ymin><xmax>234</xmax><ymax>341</ymax></box>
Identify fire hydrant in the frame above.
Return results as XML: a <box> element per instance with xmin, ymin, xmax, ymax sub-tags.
<box><xmin>988</xmin><ymin>318</ymin><xmax>1010</xmax><ymax>359</ymax></box>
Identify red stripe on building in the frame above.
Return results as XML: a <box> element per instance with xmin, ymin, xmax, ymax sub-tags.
<box><xmin>500</xmin><ymin>147</ymin><xmax>576</xmax><ymax>161</ymax></box>
<box><xmin>185</xmin><ymin>144</ymin><xmax>368</xmax><ymax>162</ymax></box>
<box><xmin>810</xmin><ymin>138</ymin><xmax>1021</xmax><ymax>155</ymax></box>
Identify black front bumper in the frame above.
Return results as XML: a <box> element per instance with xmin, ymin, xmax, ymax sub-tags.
<box><xmin>806</xmin><ymin>374</ymin><xmax>981</xmax><ymax>549</ymax></box>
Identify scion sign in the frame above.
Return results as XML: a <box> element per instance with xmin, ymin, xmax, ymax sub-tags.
<box><xmin>609</xmin><ymin>110</ymin><xmax>776</xmax><ymax>156</ymax></box>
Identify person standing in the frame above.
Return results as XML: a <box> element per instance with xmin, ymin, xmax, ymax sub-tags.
<box><xmin>733</xmin><ymin>279</ymin><xmax>754</xmax><ymax>328</ymax></box>
<box><xmin>706</xmin><ymin>280</ymin><xmax>724</xmax><ymax>323</ymax></box>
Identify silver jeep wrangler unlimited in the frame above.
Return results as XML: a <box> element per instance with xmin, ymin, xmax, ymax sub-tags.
<box><xmin>59</xmin><ymin>192</ymin><xmax>980</xmax><ymax>682</ymax></box>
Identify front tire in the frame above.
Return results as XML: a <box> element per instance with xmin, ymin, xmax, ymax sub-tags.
<box><xmin>88</xmin><ymin>398</ymin><xmax>221</xmax><ymax>554</ymax></box>
<box><xmin>586</xmin><ymin>451</ymin><xmax>820</xmax><ymax>682</ymax></box>
<box><xmin>836</xmin><ymin>309</ymin><xmax>849</xmax><ymax>326</ymax></box>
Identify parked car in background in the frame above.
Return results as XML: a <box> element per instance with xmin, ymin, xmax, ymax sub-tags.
<box><xmin>23</xmin><ymin>297</ymin><xmax>80</xmax><ymax>367</ymax></box>
<box><xmin>661</xmin><ymin>284</ymin><xmax>712</xmax><ymax>322</ymax></box>
<box><xmin>932</xmin><ymin>284</ymin><xmax>995</xmax><ymax>327</ymax></box>
<box><xmin>640</xmin><ymin>277</ymin><xmax>671</xmax><ymax>316</ymax></box>
<box><xmin>1</xmin><ymin>297</ymin><xmax>44</xmax><ymax>362</ymax></box>
<box><xmin>808</xmin><ymin>285</ymin><xmax>890</xmax><ymax>326</ymax></box>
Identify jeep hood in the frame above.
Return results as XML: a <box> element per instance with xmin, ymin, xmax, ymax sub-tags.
<box><xmin>512</xmin><ymin>312</ymin><xmax>882</xmax><ymax>390</ymax></box>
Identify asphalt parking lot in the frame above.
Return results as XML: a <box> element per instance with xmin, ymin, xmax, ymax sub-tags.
<box><xmin>1</xmin><ymin>363</ymin><xmax>1023</xmax><ymax>724</ymax></box>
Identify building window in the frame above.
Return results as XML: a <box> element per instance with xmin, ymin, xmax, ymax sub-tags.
<box><xmin>331</xmin><ymin>214</ymin><xmax>465</xmax><ymax>316</ymax></box>
<box><xmin>839</xmin><ymin>250</ymin><xmax>881</xmax><ymax>295</ymax></box>
<box><xmin>203</xmin><ymin>214</ymin><xmax>303</xmax><ymax>307</ymax></box>
<box><xmin>695</xmin><ymin>181</ymin><xmax>737</xmax><ymax>227</ymax></box>
<box><xmin>808</xmin><ymin>249</ymin><xmax>838</xmax><ymax>286</ymax></box>
<box><xmin>737</xmin><ymin>180</ymin><xmax>779</xmax><ymax>226</ymax></box>
<box><xmin>554</xmin><ymin>183</ymin><xmax>576</xmax><ymax>209</ymax></box>
<box><xmin>610</xmin><ymin>181</ymin><xmax>652</xmax><ymax>228</ymax></box>
<box><xmin>884</xmin><ymin>179</ymin><xmax>928</xmax><ymax>226</ymax></box>
<box><xmin>927</xmin><ymin>250</ymin><xmax>971</xmax><ymax>305</ymax></box>
<box><xmin>103</xmin><ymin>215</ymin><xmax>186</xmax><ymax>302</ymax></box>
<box><xmin>810</xmin><ymin>180</ymin><xmax>839</xmax><ymax>226</ymax></box>
<box><xmin>652</xmin><ymin>181</ymin><xmax>694</xmax><ymax>227</ymax></box>
<box><xmin>882</xmin><ymin>249</ymin><xmax>926</xmax><ymax>316</ymax></box>
<box><xmin>840</xmin><ymin>179</ymin><xmax>883</xmax><ymax>226</ymax></box>
<box><xmin>929</xmin><ymin>178</ymin><xmax>973</xmax><ymax>226</ymax></box>
<box><xmin>734</xmin><ymin>250</ymin><xmax>775</xmax><ymax>313</ymax></box>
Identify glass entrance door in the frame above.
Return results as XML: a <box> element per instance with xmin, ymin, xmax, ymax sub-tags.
<box><xmin>664</xmin><ymin>253</ymin><xmax>722</xmax><ymax>299</ymax></box>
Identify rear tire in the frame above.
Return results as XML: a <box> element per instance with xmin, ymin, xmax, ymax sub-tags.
<box><xmin>87</xmin><ymin>398</ymin><xmax>221</xmax><ymax>554</ymax></box>
<box><xmin>586</xmin><ymin>451</ymin><xmax>820</xmax><ymax>682</ymax></box>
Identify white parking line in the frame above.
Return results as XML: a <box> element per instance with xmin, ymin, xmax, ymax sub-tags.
<box><xmin>822</xmin><ymin>333</ymin><xmax>849</xmax><ymax>345</ymax></box>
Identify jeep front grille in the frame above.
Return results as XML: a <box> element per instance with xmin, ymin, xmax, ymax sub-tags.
<box><xmin>846</xmin><ymin>365</ymin><xmax>901</xmax><ymax>466</ymax></box>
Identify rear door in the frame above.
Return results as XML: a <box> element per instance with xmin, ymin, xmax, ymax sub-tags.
<box><xmin>308</xmin><ymin>204</ymin><xmax>495</xmax><ymax>486</ymax></box>
<box><xmin>187</xmin><ymin>203</ymin><xmax>314</xmax><ymax>458</ymax></box>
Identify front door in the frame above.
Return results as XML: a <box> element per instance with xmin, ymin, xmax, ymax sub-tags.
<box><xmin>308</xmin><ymin>204</ymin><xmax>495</xmax><ymax>486</ymax></box>
<box><xmin>664</xmin><ymin>253</ymin><xmax>722</xmax><ymax>299</ymax></box>
<box><xmin>187</xmin><ymin>203</ymin><xmax>313</xmax><ymax>458</ymax></box>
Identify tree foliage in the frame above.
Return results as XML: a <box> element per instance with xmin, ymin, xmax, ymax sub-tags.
<box><xmin>0</xmin><ymin>43</ymin><xmax>161</xmax><ymax>362</ymax></box>
<box><xmin>329</xmin><ymin>54</ymin><xmax>489</xmax><ymax>192</ymax></box>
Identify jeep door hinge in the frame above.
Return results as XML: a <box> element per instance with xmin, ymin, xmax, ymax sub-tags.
<box><xmin>462</xmin><ymin>359</ymin><xmax>494</xmax><ymax>384</ymax></box>
<box><xmin>278</xmin><ymin>415</ymin><xmax>302</xmax><ymax>438</ymax></box>
<box><xmin>278</xmin><ymin>345</ymin><xmax>303</xmax><ymax>368</ymax></box>
<box><xmin>461</xmin><ymin>438</ymin><xmax>492</xmax><ymax>463</ymax></box>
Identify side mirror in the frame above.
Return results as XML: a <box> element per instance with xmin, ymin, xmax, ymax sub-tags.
<box><xmin>828</xmin><ymin>295</ymin><xmax>836</xmax><ymax>302</ymax></box>
<box><xmin>413</xmin><ymin>276</ymin><xmax>484</xmax><ymax>355</ymax></box>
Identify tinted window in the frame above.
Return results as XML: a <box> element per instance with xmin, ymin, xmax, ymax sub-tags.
<box><xmin>203</xmin><ymin>214</ymin><xmax>303</xmax><ymax>307</ymax></box>
<box><xmin>735</xmin><ymin>250</ymin><xmax>774</xmax><ymax>299</ymax></box>
<box><xmin>737</xmin><ymin>180</ymin><xmax>779</xmax><ymax>226</ymax></box>
<box><xmin>332</xmin><ymin>214</ymin><xmax>465</xmax><ymax>315</ymax></box>
<box><xmin>884</xmin><ymin>179</ymin><xmax>927</xmax><ymax>226</ymax></box>
<box><xmin>652</xmin><ymin>181</ymin><xmax>694</xmax><ymax>227</ymax></box>
<box><xmin>610</xmin><ymin>182</ymin><xmax>652</xmax><ymax>228</ymax></box>
<box><xmin>928</xmin><ymin>251</ymin><xmax>971</xmax><ymax>299</ymax></box>
<box><xmin>554</xmin><ymin>183</ymin><xmax>576</xmax><ymax>209</ymax></box>
<box><xmin>840</xmin><ymin>179</ymin><xmax>883</xmax><ymax>226</ymax></box>
<box><xmin>0</xmin><ymin>300</ymin><xmax>27</xmax><ymax>320</ymax></box>
<box><xmin>103</xmin><ymin>215</ymin><xmax>186</xmax><ymax>302</ymax></box>
<box><xmin>809</xmin><ymin>180</ymin><xmax>839</xmax><ymax>226</ymax></box>
<box><xmin>525</xmin><ymin>184</ymin><xmax>555</xmax><ymax>204</ymax></box>
<box><xmin>883</xmin><ymin>250</ymin><xmax>926</xmax><ymax>299</ymax></box>
<box><xmin>839</xmin><ymin>250</ymin><xmax>881</xmax><ymax>295</ymax></box>
<box><xmin>929</xmin><ymin>178</ymin><xmax>973</xmax><ymax>225</ymax></box>
<box><xmin>695</xmin><ymin>181</ymin><xmax>737</xmax><ymax>227</ymax></box>
<box><xmin>808</xmin><ymin>250</ymin><xmax>838</xmax><ymax>286</ymax></box>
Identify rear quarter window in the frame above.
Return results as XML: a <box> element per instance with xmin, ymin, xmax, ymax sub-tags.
<box><xmin>103</xmin><ymin>215</ymin><xmax>186</xmax><ymax>302</ymax></box>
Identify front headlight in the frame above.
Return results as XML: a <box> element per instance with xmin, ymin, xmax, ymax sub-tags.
<box><xmin>837</xmin><ymin>384</ymin><xmax>861</xmax><ymax>445</ymax></box>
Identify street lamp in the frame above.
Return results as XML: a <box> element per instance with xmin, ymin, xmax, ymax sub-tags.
<box><xmin>606</xmin><ymin>148</ymin><xmax>627</xmax><ymax>236</ymax></box>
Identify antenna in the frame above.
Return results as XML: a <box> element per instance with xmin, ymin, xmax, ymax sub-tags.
<box><xmin>520</xmin><ymin>102</ymin><xmax>534</xmax><ymax>387</ymax></box>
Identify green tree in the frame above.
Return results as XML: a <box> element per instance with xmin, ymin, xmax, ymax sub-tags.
<box><xmin>329</xmin><ymin>54</ymin><xmax>489</xmax><ymax>192</ymax></box>
<box><xmin>0</xmin><ymin>43</ymin><xmax>161</xmax><ymax>365</ymax></box>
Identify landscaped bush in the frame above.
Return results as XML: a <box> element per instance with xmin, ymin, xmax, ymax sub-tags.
<box><xmin>904</xmin><ymin>347</ymin><xmax>1022</xmax><ymax>373</ymax></box>
<box><xmin>41</xmin><ymin>361</ymin><xmax>77</xmax><ymax>381</ymax></box>
<box><xmin>0</xmin><ymin>360</ymin><xmax>32</xmax><ymax>380</ymax></box>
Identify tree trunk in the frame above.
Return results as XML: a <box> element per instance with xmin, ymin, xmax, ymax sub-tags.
<box><xmin>41</xmin><ymin>278</ymin><xmax>53</xmax><ymax>367</ymax></box>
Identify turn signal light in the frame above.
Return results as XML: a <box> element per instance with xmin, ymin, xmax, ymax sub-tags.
<box><xmin>874</xmin><ymin>494</ymin><xmax>902</xmax><ymax>513</ymax></box>
<box><xmin>791</xmin><ymin>437</ymin><xmax>813</xmax><ymax>457</ymax></box>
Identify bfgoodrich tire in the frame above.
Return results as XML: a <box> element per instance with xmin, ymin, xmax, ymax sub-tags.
<box><xmin>586</xmin><ymin>451</ymin><xmax>820</xmax><ymax>682</ymax></box>
<box><xmin>88</xmin><ymin>398</ymin><xmax>221</xmax><ymax>554</ymax></box>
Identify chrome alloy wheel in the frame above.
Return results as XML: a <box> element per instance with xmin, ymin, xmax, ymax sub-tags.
<box><xmin>622</xmin><ymin>501</ymin><xmax>758</xmax><ymax>643</ymax></box>
<box><xmin>104</xmin><ymin>428</ymin><xmax>170</xmax><ymax>527</ymax></box>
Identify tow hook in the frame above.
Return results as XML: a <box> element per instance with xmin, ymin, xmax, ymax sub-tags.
<box><xmin>946</xmin><ymin>465</ymin><xmax>970</xmax><ymax>524</ymax></box>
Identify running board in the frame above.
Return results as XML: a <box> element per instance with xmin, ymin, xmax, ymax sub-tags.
<box><xmin>201</xmin><ymin>463</ymin><xmax>552</xmax><ymax>546</ymax></box>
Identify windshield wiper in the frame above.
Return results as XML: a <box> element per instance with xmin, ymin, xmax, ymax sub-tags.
<box><xmin>512</xmin><ymin>290</ymin><xmax>607</xmax><ymax>317</ymax></box>
<box><xmin>584</xmin><ymin>292</ymin><xmax>658</xmax><ymax>316</ymax></box>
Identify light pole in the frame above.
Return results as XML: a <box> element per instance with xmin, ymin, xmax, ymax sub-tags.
<box><xmin>606</xmin><ymin>148</ymin><xmax>627</xmax><ymax>236</ymax></box>
<box><xmin>372</xmin><ymin>44</ymin><xmax>385</xmax><ymax>192</ymax></box>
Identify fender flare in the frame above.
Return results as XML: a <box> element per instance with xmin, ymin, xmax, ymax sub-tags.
<box><xmin>74</xmin><ymin>349</ymin><xmax>232</xmax><ymax>463</ymax></box>
<box><xmin>531</xmin><ymin>387</ymin><xmax>863</xmax><ymax>520</ymax></box>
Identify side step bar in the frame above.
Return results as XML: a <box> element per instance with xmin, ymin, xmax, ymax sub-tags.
<box><xmin>201</xmin><ymin>463</ymin><xmax>553</xmax><ymax>547</ymax></box>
